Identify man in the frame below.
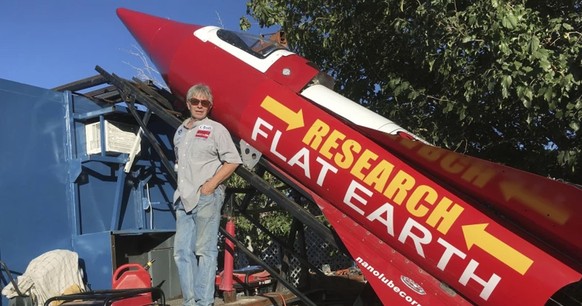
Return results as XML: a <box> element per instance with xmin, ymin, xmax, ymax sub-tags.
<box><xmin>173</xmin><ymin>84</ymin><xmax>242</xmax><ymax>306</ymax></box>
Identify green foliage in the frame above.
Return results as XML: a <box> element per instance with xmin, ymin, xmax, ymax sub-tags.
<box><xmin>226</xmin><ymin>171</ymin><xmax>294</xmax><ymax>253</ymax></box>
<box><xmin>226</xmin><ymin>170</ymin><xmax>334</xmax><ymax>257</ymax></box>
<box><xmin>243</xmin><ymin>0</ymin><xmax>582</xmax><ymax>183</ymax></box>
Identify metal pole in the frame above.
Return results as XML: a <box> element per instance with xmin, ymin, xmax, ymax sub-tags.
<box><xmin>219</xmin><ymin>218</ymin><xmax>237</xmax><ymax>303</ymax></box>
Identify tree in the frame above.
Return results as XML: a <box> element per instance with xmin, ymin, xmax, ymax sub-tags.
<box><xmin>242</xmin><ymin>0</ymin><xmax>582</xmax><ymax>184</ymax></box>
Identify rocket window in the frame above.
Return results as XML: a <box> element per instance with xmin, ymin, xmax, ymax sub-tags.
<box><xmin>217</xmin><ymin>29</ymin><xmax>287</xmax><ymax>59</ymax></box>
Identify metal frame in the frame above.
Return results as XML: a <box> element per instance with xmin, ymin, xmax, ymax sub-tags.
<box><xmin>58</xmin><ymin>67</ymin><xmax>356</xmax><ymax>305</ymax></box>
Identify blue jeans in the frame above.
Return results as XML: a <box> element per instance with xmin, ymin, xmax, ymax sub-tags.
<box><xmin>174</xmin><ymin>186</ymin><xmax>225</xmax><ymax>306</ymax></box>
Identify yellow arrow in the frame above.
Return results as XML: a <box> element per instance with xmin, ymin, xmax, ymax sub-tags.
<box><xmin>260</xmin><ymin>96</ymin><xmax>304</xmax><ymax>131</ymax></box>
<box><xmin>462</xmin><ymin>223</ymin><xmax>533</xmax><ymax>275</ymax></box>
<box><xmin>499</xmin><ymin>181</ymin><xmax>569</xmax><ymax>225</ymax></box>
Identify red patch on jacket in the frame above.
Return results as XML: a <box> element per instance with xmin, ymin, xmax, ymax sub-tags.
<box><xmin>195</xmin><ymin>129</ymin><xmax>211</xmax><ymax>139</ymax></box>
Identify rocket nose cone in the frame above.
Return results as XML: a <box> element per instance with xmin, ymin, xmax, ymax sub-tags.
<box><xmin>116</xmin><ymin>8</ymin><xmax>202</xmax><ymax>81</ymax></box>
<box><xmin>116</xmin><ymin>8</ymin><xmax>164</xmax><ymax>54</ymax></box>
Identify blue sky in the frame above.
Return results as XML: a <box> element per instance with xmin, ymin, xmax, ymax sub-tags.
<box><xmin>0</xmin><ymin>1</ymin><xmax>264</xmax><ymax>89</ymax></box>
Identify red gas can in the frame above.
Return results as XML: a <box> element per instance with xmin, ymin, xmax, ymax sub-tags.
<box><xmin>111</xmin><ymin>263</ymin><xmax>152</xmax><ymax>306</ymax></box>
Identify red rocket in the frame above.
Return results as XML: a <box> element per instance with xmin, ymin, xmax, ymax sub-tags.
<box><xmin>117</xmin><ymin>8</ymin><xmax>582</xmax><ymax>305</ymax></box>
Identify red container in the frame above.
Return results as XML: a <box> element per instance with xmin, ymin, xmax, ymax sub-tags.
<box><xmin>111</xmin><ymin>263</ymin><xmax>152</xmax><ymax>306</ymax></box>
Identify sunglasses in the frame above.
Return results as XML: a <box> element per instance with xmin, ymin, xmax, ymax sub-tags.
<box><xmin>188</xmin><ymin>98</ymin><xmax>211</xmax><ymax>108</ymax></box>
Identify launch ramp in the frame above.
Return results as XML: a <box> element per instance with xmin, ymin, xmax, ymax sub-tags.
<box><xmin>89</xmin><ymin>67</ymin><xmax>362</xmax><ymax>305</ymax></box>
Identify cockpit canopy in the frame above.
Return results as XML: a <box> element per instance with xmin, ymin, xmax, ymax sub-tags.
<box><xmin>217</xmin><ymin>29</ymin><xmax>288</xmax><ymax>59</ymax></box>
